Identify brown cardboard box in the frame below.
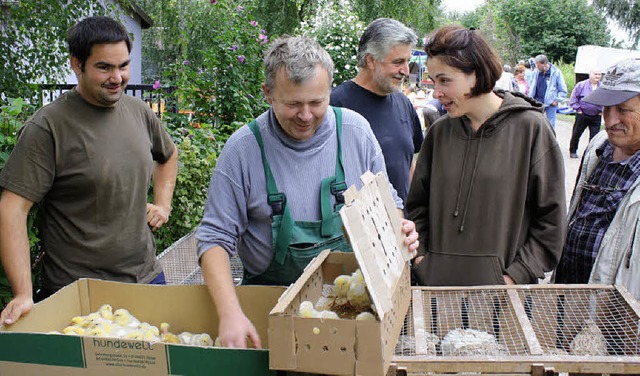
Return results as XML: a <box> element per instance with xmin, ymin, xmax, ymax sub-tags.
<box><xmin>268</xmin><ymin>172</ymin><xmax>412</xmax><ymax>375</ymax></box>
<box><xmin>0</xmin><ymin>278</ymin><xmax>284</xmax><ymax>375</ymax></box>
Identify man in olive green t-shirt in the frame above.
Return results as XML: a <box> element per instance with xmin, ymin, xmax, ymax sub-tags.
<box><xmin>0</xmin><ymin>16</ymin><xmax>178</xmax><ymax>326</ymax></box>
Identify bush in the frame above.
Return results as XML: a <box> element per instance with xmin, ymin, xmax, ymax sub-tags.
<box><xmin>297</xmin><ymin>0</ymin><xmax>365</xmax><ymax>87</ymax></box>
<box><xmin>556</xmin><ymin>59</ymin><xmax>576</xmax><ymax>96</ymax></box>
<box><xmin>151</xmin><ymin>0</ymin><xmax>269</xmax><ymax>250</ymax></box>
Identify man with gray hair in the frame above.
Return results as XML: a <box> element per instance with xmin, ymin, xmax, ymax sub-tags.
<box><xmin>330</xmin><ymin>18</ymin><xmax>423</xmax><ymax>206</ymax></box>
<box><xmin>554</xmin><ymin>58</ymin><xmax>640</xmax><ymax>300</ymax></box>
<box><xmin>527</xmin><ymin>54</ymin><xmax>568</xmax><ymax>129</ymax></box>
<box><xmin>196</xmin><ymin>36</ymin><xmax>419</xmax><ymax>348</ymax></box>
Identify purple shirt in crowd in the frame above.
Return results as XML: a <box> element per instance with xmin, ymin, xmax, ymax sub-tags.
<box><xmin>570</xmin><ymin>79</ymin><xmax>602</xmax><ymax>116</ymax></box>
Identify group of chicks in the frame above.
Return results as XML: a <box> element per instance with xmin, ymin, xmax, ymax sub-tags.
<box><xmin>297</xmin><ymin>268</ymin><xmax>377</xmax><ymax>321</ymax></box>
<box><xmin>54</xmin><ymin>304</ymin><xmax>216</xmax><ymax>347</ymax></box>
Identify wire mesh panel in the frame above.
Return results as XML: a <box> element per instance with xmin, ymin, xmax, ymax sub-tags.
<box><xmin>396</xmin><ymin>288</ymin><xmax>530</xmax><ymax>357</ymax></box>
<box><xmin>156</xmin><ymin>232</ymin><xmax>244</xmax><ymax>285</ymax></box>
<box><xmin>517</xmin><ymin>286</ymin><xmax>640</xmax><ymax>356</ymax></box>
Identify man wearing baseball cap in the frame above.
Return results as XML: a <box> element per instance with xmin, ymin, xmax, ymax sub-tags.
<box><xmin>554</xmin><ymin>58</ymin><xmax>640</xmax><ymax>300</ymax></box>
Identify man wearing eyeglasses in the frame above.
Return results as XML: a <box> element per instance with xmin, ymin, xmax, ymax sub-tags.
<box><xmin>554</xmin><ymin>58</ymin><xmax>640</xmax><ymax>300</ymax></box>
<box><xmin>330</xmin><ymin>18</ymin><xmax>424</xmax><ymax>209</ymax></box>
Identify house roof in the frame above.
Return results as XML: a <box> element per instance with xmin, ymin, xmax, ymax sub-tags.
<box><xmin>121</xmin><ymin>0</ymin><xmax>153</xmax><ymax>28</ymax></box>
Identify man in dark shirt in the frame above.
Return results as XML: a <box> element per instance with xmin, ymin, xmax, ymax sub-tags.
<box><xmin>330</xmin><ymin>18</ymin><xmax>423</xmax><ymax>206</ymax></box>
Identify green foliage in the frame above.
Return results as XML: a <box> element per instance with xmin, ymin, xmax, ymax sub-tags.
<box><xmin>556</xmin><ymin>59</ymin><xmax>576</xmax><ymax>96</ymax></box>
<box><xmin>151</xmin><ymin>127</ymin><xmax>219</xmax><ymax>251</ymax></box>
<box><xmin>490</xmin><ymin>0</ymin><xmax>610</xmax><ymax>64</ymax></box>
<box><xmin>350</xmin><ymin>0</ymin><xmax>441</xmax><ymax>39</ymax></box>
<box><xmin>251</xmin><ymin>0</ymin><xmax>325</xmax><ymax>37</ymax></box>
<box><xmin>146</xmin><ymin>0</ymin><xmax>269</xmax><ymax>249</ymax></box>
<box><xmin>297</xmin><ymin>0</ymin><xmax>365</xmax><ymax>86</ymax></box>
<box><xmin>591</xmin><ymin>0</ymin><xmax>640</xmax><ymax>48</ymax></box>
<box><xmin>0</xmin><ymin>0</ymin><xmax>123</xmax><ymax>101</ymax></box>
<box><xmin>0</xmin><ymin>98</ymin><xmax>41</xmax><ymax>308</ymax></box>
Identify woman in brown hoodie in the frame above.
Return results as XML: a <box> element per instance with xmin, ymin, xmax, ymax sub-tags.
<box><xmin>406</xmin><ymin>26</ymin><xmax>566</xmax><ymax>286</ymax></box>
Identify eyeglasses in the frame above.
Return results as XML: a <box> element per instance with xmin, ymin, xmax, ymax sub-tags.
<box><xmin>579</xmin><ymin>182</ymin><xmax>624</xmax><ymax>194</ymax></box>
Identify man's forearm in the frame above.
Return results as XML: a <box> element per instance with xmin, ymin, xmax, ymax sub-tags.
<box><xmin>201</xmin><ymin>246</ymin><xmax>243</xmax><ymax>319</ymax></box>
<box><xmin>153</xmin><ymin>146</ymin><xmax>178</xmax><ymax>211</ymax></box>
<box><xmin>0</xmin><ymin>191</ymin><xmax>34</xmax><ymax>298</ymax></box>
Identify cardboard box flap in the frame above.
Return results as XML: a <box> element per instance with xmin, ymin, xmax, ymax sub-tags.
<box><xmin>270</xmin><ymin>250</ymin><xmax>332</xmax><ymax>315</ymax></box>
<box><xmin>340</xmin><ymin>171</ymin><xmax>411</xmax><ymax>320</ymax></box>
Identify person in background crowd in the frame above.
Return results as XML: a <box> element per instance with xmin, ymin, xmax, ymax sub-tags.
<box><xmin>494</xmin><ymin>64</ymin><xmax>515</xmax><ymax>91</ymax></box>
<box><xmin>524</xmin><ymin>57</ymin><xmax>536</xmax><ymax>85</ymax></box>
<box><xmin>330</xmin><ymin>18</ymin><xmax>423</xmax><ymax>205</ymax></box>
<box><xmin>407</xmin><ymin>25</ymin><xmax>566</xmax><ymax>286</ymax></box>
<box><xmin>196</xmin><ymin>36</ymin><xmax>419</xmax><ymax>349</ymax></box>
<box><xmin>527</xmin><ymin>54</ymin><xmax>568</xmax><ymax>129</ymax></box>
<box><xmin>512</xmin><ymin>64</ymin><xmax>529</xmax><ymax>95</ymax></box>
<box><xmin>568</xmin><ymin>69</ymin><xmax>603</xmax><ymax>158</ymax></box>
<box><xmin>554</xmin><ymin>58</ymin><xmax>640</xmax><ymax>300</ymax></box>
<box><xmin>0</xmin><ymin>16</ymin><xmax>178</xmax><ymax>326</ymax></box>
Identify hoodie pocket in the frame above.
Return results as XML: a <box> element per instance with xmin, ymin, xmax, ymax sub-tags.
<box><xmin>413</xmin><ymin>251</ymin><xmax>505</xmax><ymax>286</ymax></box>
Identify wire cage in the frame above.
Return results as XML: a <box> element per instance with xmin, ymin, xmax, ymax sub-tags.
<box><xmin>393</xmin><ymin>285</ymin><xmax>640</xmax><ymax>375</ymax></box>
<box><xmin>156</xmin><ymin>231</ymin><xmax>244</xmax><ymax>285</ymax></box>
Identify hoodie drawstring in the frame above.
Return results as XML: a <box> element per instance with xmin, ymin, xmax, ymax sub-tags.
<box><xmin>457</xmin><ymin>127</ymin><xmax>486</xmax><ymax>232</ymax></box>
<box><xmin>453</xmin><ymin>136</ymin><xmax>472</xmax><ymax>218</ymax></box>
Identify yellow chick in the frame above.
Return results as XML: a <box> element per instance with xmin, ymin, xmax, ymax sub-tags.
<box><xmin>214</xmin><ymin>336</ymin><xmax>222</xmax><ymax>347</ymax></box>
<box><xmin>355</xmin><ymin>312</ymin><xmax>376</xmax><ymax>321</ymax></box>
<box><xmin>299</xmin><ymin>300</ymin><xmax>319</xmax><ymax>318</ymax></box>
<box><xmin>139</xmin><ymin>322</ymin><xmax>160</xmax><ymax>337</ymax></box>
<box><xmin>317</xmin><ymin>310</ymin><xmax>340</xmax><ymax>320</ymax></box>
<box><xmin>87</xmin><ymin>327</ymin><xmax>109</xmax><ymax>337</ymax></box>
<box><xmin>63</xmin><ymin>326</ymin><xmax>86</xmax><ymax>336</ymax></box>
<box><xmin>190</xmin><ymin>333</ymin><xmax>213</xmax><ymax>347</ymax></box>
<box><xmin>178</xmin><ymin>331</ymin><xmax>194</xmax><ymax>345</ymax></box>
<box><xmin>70</xmin><ymin>313</ymin><xmax>98</xmax><ymax>328</ymax></box>
<box><xmin>98</xmin><ymin>304</ymin><xmax>114</xmax><ymax>321</ymax></box>
<box><xmin>347</xmin><ymin>274</ymin><xmax>371</xmax><ymax>308</ymax></box>
<box><xmin>123</xmin><ymin>330</ymin><xmax>144</xmax><ymax>341</ymax></box>
<box><xmin>333</xmin><ymin>275</ymin><xmax>351</xmax><ymax>305</ymax></box>
<box><xmin>113</xmin><ymin>308</ymin><xmax>141</xmax><ymax>328</ymax></box>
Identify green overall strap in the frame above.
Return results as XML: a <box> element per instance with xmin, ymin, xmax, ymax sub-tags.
<box><xmin>320</xmin><ymin>107</ymin><xmax>346</xmax><ymax>236</ymax></box>
<box><xmin>248</xmin><ymin>120</ymin><xmax>293</xmax><ymax>265</ymax></box>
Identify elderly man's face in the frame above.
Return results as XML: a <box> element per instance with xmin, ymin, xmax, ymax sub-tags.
<box><xmin>589</xmin><ymin>70</ymin><xmax>602</xmax><ymax>83</ymax></box>
<box><xmin>263</xmin><ymin>65</ymin><xmax>331</xmax><ymax>141</ymax></box>
<box><xmin>603</xmin><ymin>95</ymin><xmax>640</xmax><ymax>157</ymax></box>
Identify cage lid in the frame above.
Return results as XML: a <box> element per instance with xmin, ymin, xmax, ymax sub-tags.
<box><xmin>340</xmin><ymin>171</ymin><xmax>412</xmax><ymax>319</ymax></box>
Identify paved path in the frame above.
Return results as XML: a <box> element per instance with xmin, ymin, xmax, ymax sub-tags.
<box><xmin>554</xmin><ymin>116</ymin><xmax>592</xmax><ymax>207</ymax></box>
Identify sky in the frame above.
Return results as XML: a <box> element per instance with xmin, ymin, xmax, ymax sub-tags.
<box><xmin>440</xmin><ymin>0</ymin><xmax>633</xmax><ymax>48</ymax></box>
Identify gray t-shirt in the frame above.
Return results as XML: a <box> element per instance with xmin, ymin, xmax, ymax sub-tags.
<box><xmin>0</xmin><ymin>89</ymin><xmax>175</xmax><ymax>291</ymax></box>
<box><xmin>196</xmin><ymin>107</ymin><xmax>402</xmax><ymax>275</ymax></box>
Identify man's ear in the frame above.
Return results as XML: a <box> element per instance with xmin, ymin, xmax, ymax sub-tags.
<box><xmin>70</xmin><ymin>56</ymin><xmax>82</xmax><ymax>76</ymax></box>
<box><xmin>262</xmin><ymin>83</ymin><xmax>273</xmax><ymax>105</ymax></box>
<box><xmin>365</xmin><ymin>54</ymin><xmax>376</xmax><ymax>70</ymax></box>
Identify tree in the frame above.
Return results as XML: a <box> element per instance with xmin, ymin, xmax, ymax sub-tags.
<box><xmin>350</xmin><ymin>0</ymin><xmax>442</xmax><ymax>39</ymax></box>
<box><xmin>457</xmin><ymin>0</ymin><xmax>610</xmax><ymax>65</ymax></box>
<box><xmin>592</xmin><ymin>0</ymin><xmax>640</xmax><ymax>48</ymax></box>
<box><xmin>0</xmin><ymin>1</ymin><xmax>123</xmax><ymax>101</ymax></box>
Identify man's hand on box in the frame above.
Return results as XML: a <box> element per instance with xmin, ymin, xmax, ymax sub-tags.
<box><xmin>0</xmin><ymin>294</ymin><xmax>33</xmax><ymax>327</ymax></box>
<box><xmin>218</xmin><ymin>313</ymin><xmax>262</xmax><ymax>349</ymax></box>
<box><xmin>146</xmin><ymin>203</ymin><xmax>170</xmax><ymax>231</ymax></box>
<box><xmin>401</xmin><ymin>219</ymin><xmax>419</xmax><ymax>259</ymax></box>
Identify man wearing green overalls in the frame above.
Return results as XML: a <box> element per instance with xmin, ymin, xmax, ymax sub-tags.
<box><xmin>196</xmin><ymin>36</ymin><xmax>419</xmax><ymax>349</ymax></box>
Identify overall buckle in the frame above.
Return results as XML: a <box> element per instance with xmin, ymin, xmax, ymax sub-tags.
<box><xmin>268</xmin><ymin>193</ymin><xmax>286</xmax><ymax>216</ymax></box>
<box><xmin>331</xmin><ymin>181</ymin><xmax>347</xmax><ymax>204</ymax></box>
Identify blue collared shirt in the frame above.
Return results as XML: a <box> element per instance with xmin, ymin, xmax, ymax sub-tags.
<box><xmin>556</xmin><ymin>141</ymin><xmax>640</xmax><ymax>283</ymax></box>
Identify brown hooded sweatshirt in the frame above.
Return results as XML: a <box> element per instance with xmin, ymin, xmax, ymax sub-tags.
<box><xmin>407</xmin><ymin>90</ymin><xmax>566</xmax><ymax>286</ymax></box>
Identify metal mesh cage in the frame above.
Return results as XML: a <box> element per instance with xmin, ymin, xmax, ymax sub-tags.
<box><xmin>518</xmin><ymin>286</ymin><xmax>640</xmax><ymax>356</ymax></box>
<box><xmin>395</xmin><ymin>288</ymin><xmax>530</xmax><ymax>357</ymax></box>
<box><xmin>156</xmin><ymin>231</ymin><xmax>244</xmax><ymax>285</ymax></box>
<box><xmin>393</xmin><ymin>285</ymin><xmax>640</xmax><ymax>375</ymax></box>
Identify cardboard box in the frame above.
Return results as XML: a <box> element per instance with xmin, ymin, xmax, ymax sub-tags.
<box><xmin>0</xmin><ymin>278</ymin><xmax>284</xmax><ymax>375</ymax></box>
<box><xmin>269</xmin><ymin>172</ymin><xmax>412</xmax><ymax>375</ymax></box>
